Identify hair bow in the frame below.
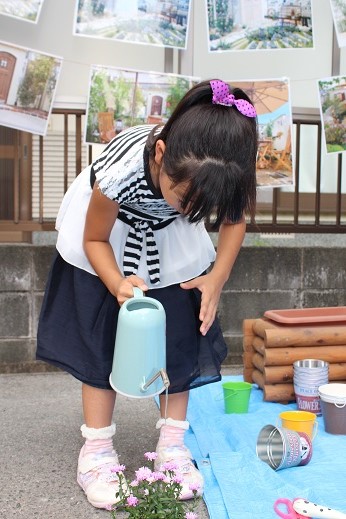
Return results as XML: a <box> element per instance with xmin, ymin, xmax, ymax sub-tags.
<box><xmin>210</xmin><ymin>79</ymin><xmax>256</xmax><ymax>118</ymax></box>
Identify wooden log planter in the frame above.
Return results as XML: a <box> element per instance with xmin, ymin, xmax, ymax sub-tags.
<box><xmin>242</xmin><ymin>316</ymin><xmax>346</xmax><ymax>404</ymax></box>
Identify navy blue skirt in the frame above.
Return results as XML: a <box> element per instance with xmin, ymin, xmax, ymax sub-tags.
<box><xmin>36</xmin><ymin>252</ymin><xmax>227</xmax><ymax>393</ymax></box>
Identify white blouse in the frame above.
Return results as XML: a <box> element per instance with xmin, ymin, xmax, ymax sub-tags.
<box><xmin>56</xmin><ymin>125</ymin><xmax>216</xmax><ymax>289</ymax></box>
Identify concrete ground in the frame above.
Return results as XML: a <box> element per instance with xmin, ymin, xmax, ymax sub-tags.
<box><xmin>0</xmin><ymin>367</ymin><xmax>241</xmax><ymax>519</ymax></box>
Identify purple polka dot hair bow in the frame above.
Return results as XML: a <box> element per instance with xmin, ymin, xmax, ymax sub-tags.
<box><xmin>210</xmin><ymin>79</ymin><xmax>256</xmax><ymax>118</ymax></box>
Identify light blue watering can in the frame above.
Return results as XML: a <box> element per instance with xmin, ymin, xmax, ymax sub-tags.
<box><xmin>109</xmin><ymin>288</ymin><xmax>170</xmax><ymax>398</ymax></box>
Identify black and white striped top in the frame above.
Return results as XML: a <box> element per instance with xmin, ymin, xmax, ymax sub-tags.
<box><xmin>92</xmin><ymin>125</ymin><xmax>179</xmax><ymax>285</ymax></box>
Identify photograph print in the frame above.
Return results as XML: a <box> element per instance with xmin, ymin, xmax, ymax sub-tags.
<box><xmin>0</xmin><ymin>41</ymin><xmax>62</xmax><ymax>135</ymax></box>
<box><xmin>206</xmin><ymin>0</ymin><xmax>313</xmax><ymax>52</ymax></box>
<box><xmin>230</xmin><ymin>78</ymin><xmax>293</xmax><ymax>187</ymax></box>
<box><xmin>85</xmin><ymin>65</ymin><xmax>199</xmax><ymax>144</ymax></box>
<box><xmin>74</xmin><ymin>0</ymin><xmax>191</xmax><ymax>49</ymax></box>
<box><xmin>0</xmin><ymin>0</ymin><xmax>45</xmax><ymax>23</ymax></box>
<box><xmin>329</xmin><ymin>0</ymin><xmax>346</xmax><ymax>47</ymax></box>
<box><xmin>318</xmin><ymin>75</ymin><xmax>346</xmax><ymax>154</ymax></box>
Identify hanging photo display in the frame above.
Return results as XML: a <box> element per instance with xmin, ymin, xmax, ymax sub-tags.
<box><xmin>317</xmin><ymin>75</ymin><xmax>346</xmax><ymax>154</ymax></box>
<box><xmin>329</xmin><ymin>0</ymin><xmax>346</xmax><ymax>47</ymax></box>
<box><xmin>0</xmin><ymin>0</ymin><xmax>45</xmax><ymax>23</ymax></box>
<box><xmin>85</xmin><ymin>65</ymin><xmax>199</xmax><ymax>145</ymax></box>
<box><xmin>206</xmin><ymin>0</ymin><xmax>313</xmax><ymax>52</ymax></box>
<box><xmin>0</xmin><ymin>41</ymin><xmax>62</xmax><ymax>135</ymax></box>
<box><xmin>229</xmin><ymin>78</ymin><xmax>293</xmax><ymax>187</ymax></box>
<box><xmin>74</xmin><ymin>0</ymin><xmax>191</xmax><ymax>49</ymax></box>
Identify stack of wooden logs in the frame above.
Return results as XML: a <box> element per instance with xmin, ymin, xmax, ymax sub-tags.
<box><xmin>243</xmin><ymin>317</ymin><xmax>346</xmax><ymax>403</ymax></box>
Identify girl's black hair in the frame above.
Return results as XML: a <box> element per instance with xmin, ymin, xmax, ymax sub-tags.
<box><xmin>146</xmin><ymin>79</ymin><xmax>258</xmax><ymax>230</ymax></box>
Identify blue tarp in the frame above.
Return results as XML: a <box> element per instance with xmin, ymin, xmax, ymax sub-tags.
<box><xmin>183</xmin><ymin>375</ymin><xmax>346</xmax><ymax>519</ymax></box>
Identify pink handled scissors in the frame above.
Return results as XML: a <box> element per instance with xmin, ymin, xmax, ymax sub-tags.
<box><xmin>274</xmin><ymin>498</ymin><xmax>312</xmax><ymax>519</ymax></box>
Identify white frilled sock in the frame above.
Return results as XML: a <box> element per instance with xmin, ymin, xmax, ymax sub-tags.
<box><xmin>80</xmin><ymin>423</ymin><xmax>116</xmax><ymax>456</ymax></box>
<box><xmin>156</xmin><ymin>418</ymin><xmax>189</xmax><ymax>448</ymax></box>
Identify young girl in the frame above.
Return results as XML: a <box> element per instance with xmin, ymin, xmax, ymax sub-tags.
<box><xmin>37</xmin><ymin>79</ymin><xmax>257</xmax><ymax>510</ymax></box>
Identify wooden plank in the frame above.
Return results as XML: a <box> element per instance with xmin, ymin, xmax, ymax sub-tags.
<box><xmin>251</xmin><ymin>369</ymin><xmax>295</xmax><ymax>403</ymax></box>
<box><xmin>243</xmin><ymin>367</ymin><xmax>253</xmax><ymax>383</ymax></box>
<box><xmin>252</xmin><ymin>355</ymin><xmax>346</xmax><ymax>384</ymax></box>
<box><xmin>242</xmin><ymin>351</ymin><xmax>254</xmax><ymax>369</ymax></box>
<box><xmin>253</xmin><ymin>318</ymin><xmax>346</xmax><ymax>347</ymax></box>
<box><xmin>253</xmin><ymin>318</ymin><xmax>282</xmax><ymax>337</ymax></box>
<box><xmin>243</xmin><ymin>318</ymin><xmax>257</xmax><ymax>336</ymax></box>
<box><xmin>263</xmin><ymin>382</ymin><xmax>295</xmax><ymax>403</ymax></box>
<box><xmin>242</xmin><ymin>319</ymin><xmax>257</xmax><ymax>382</ymax></box>
<box><xmin>243</xmin><ymin>335</ymin><xmax>255</xmax><ymax>352</ymax></box>
<box><xmin>252</xmin><ymin>336</ymin><xmax>265</xmax><ymax>355</ymax></box>
<box><xmin>264</xmin><ymin>326</ymin><xmax>346</xmax><ymax>347</ymax></box>
<box><xmin>263</xmin><ymin>345</ymin><xmax>346</xmax><ymax>366</ymax></box>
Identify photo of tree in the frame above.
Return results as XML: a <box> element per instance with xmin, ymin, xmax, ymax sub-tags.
<box><xmin>85</xmin><ymin>66</ymin><xmax>198</xmax><ymax>144</ymax></box>
<box><xmin>230</xmin><ymin>78</ymin><xmax>293</xmax><ymax>187</ymax></box>
<box><xmin>74</xmin><ymin>0</ymin><xmax>191</xmax><ymax>49</ymax></box>
<box><xmin>330</xmin><ymin>0</ymin><xmax>346</xmax><ymax>47</ymax></box>
<box><xmin>0</xmin><ymin>0</ymin><xmax>45</xmax><ymax>23</ymax></box>
<box><xmin>206</xmin><ymin>0</ymin><xmax>313</xmax><ymax>52</ymax></box>
<box><xmin>318</xmin><ymin>75</ymin><xmax>346</xmax><ymax>154</ymax></box>
<box><xmin>0</xmin><ymin>41</ymin><xmax>62</xmax><ymax>135</ymax></box>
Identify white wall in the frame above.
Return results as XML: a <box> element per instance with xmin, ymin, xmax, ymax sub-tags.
<box><xmin>0</xmin><ymin>0</ymin><xmax>344</xmax><ymax>110</ymax></box>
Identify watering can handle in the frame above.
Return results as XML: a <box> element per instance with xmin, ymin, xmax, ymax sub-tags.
<box><xmin>133</xmin><ymin>287</ymin><xmax>144</xmax><ymax>298</ymax></box>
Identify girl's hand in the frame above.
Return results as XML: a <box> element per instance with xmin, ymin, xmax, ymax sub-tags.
<box><xmin>180</xmin><ymin>273</ymin><xmax>223</xmax><ymax>336</ymax></box>
<box><xmin>113</xmin><ymin>275</ymin><xmax>148</xmax><ymax>306</ymax></box>
<box><xmin>181</xmin><ymin>221</ymin><xmax>245</xmax><ymax>336</ymax></box>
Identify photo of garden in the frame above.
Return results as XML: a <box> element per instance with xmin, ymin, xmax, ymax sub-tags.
<box><xmin>0</xmin><ymin>41</ymin><xmax>62</xmax><ymax>135</ymax></box>
<box><xmin>231</xmin><ymin>78</ymin><xmax>293</xmax><ymax>187</ymax></box>
<box><xmin>318</xmin><ymin>75</ymin><xmax>346</xmax><ymax>154</ymax></box>
<box><xmin>74</xmin><ymin>0</ymin><xmax>191</xmax><ymax>49</ymax></box>
<box><xmin>206</xmin><ymin>0</ymin><xmax>313</xmax><ymax>52</ymax></box>
<box><xmin>330</xmin><ymin>0</ymin><xmax>346</xmax><ymax>47</ymax></box>
<box><xmin>0</xmin><ymin>0</ymin><xmax>44</xmax><ymax>23</ymax></box>
<box><xmin>85</xmin><ymin>66</ymin><xmax>198</xmax><ymax>144</ymax></box>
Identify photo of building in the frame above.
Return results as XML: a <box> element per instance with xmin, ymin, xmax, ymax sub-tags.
<box><xmin>85</xmin><ymin>65</ymin><xmax>197</xmax><ymax>143</ymax></box>
<box><xmin>330</xmin><ymin>0</ymin><xmax>346</xmax><ymax>47</ymax></box>
<box><xmin>318</xmin><ymin>75</ymin><xmax>346</xmax><ymax>153</ymax></box>
<box><xmin>207</xmin><ymin>0</ymin><xmax>313</xmax><ymax>51</ymax></box>
<box><xmin>0</xmin><ymin>0</ymin><xmax>44</xmax><ymax>22</ymax></box>
<box><xmin>75</xmin><ymin>0</ymin><xmax>191</xmax><ymax>49</ymax></box>
<box><xmin>0</xmin><ymin>41</ymin><xmax>61</xmax><ymax>135</ymax></box>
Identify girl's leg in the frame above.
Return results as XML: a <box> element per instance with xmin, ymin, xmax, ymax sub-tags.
<box><xmin>78</xmin><ymin>384</ymin><xmax>122</xmax><ymax>510</ymax></box>
<box><xmin>155</xmin><ymin>390</ymin><xmax>203</xmax><ymax>500</ymax></box>
<box><xmin>82</xmin><ymin>384</ymin><xmax>116</xmax><ymax>427</ymax></box>
<box><xmin>159</xmin><ymin>390</ymin><xmax>189</xmax><ymax>420</ymax></box>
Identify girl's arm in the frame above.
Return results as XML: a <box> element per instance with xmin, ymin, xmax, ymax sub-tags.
<box><xmin>83</xmin><ymin>185</ymin><xmax>148</xmax><ymax>304</ymax></box>
<box><xmin>211</xmin><ymin>218</ymin><xmax>246</xmax><ymax>286</ymax></box>
<box><xmin>180</xmin><ymin>219</ymin><xmax>246</xmax><ymax>335</ymax></box>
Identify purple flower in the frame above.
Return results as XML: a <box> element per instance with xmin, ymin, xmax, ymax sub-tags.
<box><xmin>107</xmin><ymin>453</ymin><xmax>199</xmax><ymax>518</ymax></box>
<box><xmin>162</xmin><ymin>461</ymin><xmax>178</xmax><ymax>471</ymax></box>
<box><xmin>126</xmin><ymin>495</ymin><xmax>139</xmax><ymax>507</ymax></box>
<box><xmin>135</xmin><ymin>466</ymin><xmax>152</xmax><ymax>481</ymax></box>
<box><xmin>144</xmin><ymin>451</ymin><xmax>158</xmax><ymax>461</ymax></box>
<box><xmin>110</xmin><ymin>464</ymin><xmax>126</xmax><ymax>473</ymax></box>
<box><xmin>172</xmin><ymin>474</ymin><xmax>184</xmax><ymax>484</ymax></box>
<box><xmin>151</xmin><ymin>471</ymin><xmax>166</xmax><ymax>481</ymax></box>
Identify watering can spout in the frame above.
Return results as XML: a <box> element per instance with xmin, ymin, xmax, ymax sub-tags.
<box><xmin>141</xmin><ymin>369</ymin><xmax>170</xmax><ymax>393</ymax></box>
